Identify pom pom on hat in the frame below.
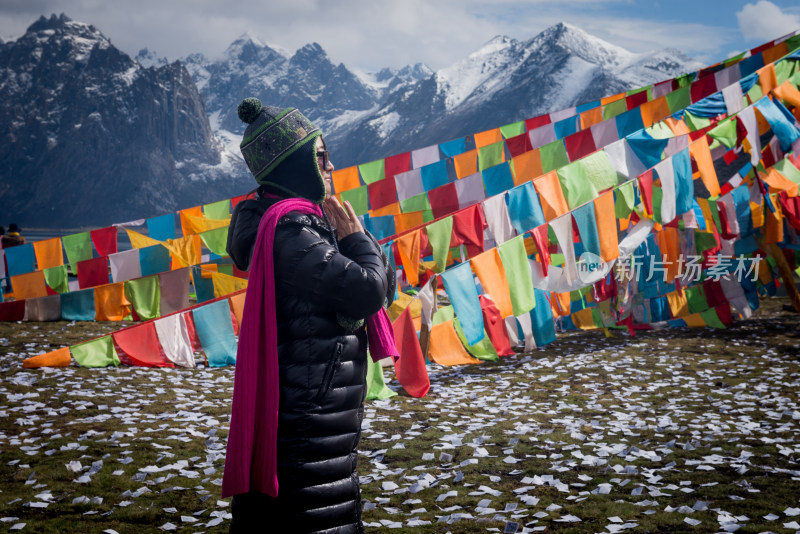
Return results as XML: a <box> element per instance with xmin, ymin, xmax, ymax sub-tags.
<box><xmin>238</xmin><ymin>97</ymin><xmax>263</xmax><ymax>124</ymax></box>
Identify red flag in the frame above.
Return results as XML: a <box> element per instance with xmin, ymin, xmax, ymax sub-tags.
<box><xmin>113</xmin><ymin>322</ymin><xmax>175</xmax><ymax>367</ymax></box>
<box><xmin>478</xmin><ymin>295</ymin><xmax>514</xmax><ymax>357</ymax></box>
<box><xmin>451</xmin><ymin>204</ymin><xmax>488</xmax><ymax>257</ymax></box>
<box><xmin>392</xmin><ymin>306</ymin><xmax>430</xmax><ymax>398</ymax></box>
<box><xmin>90</xmin><ymin>227</ymin><xmax>118</xmax><ymax>256</ymax></box>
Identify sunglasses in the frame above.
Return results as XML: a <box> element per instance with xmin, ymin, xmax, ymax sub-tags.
<box><xmin>316</xmin><ymin>150</ymin><xmax>330</xmax><ymax>169</ymax></box>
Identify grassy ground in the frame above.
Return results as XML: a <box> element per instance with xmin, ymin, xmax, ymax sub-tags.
<box><xmin>0</xmin><ymin>297</ymin><xmax>798</xmax><ymax>533</ymax></box>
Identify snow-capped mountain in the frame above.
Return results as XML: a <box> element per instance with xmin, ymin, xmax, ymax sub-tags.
<box><xmin>323</xmin><ymin>23</ymin><xmax>704</xmax><ymax>164</ymax></box>
<box><xmin>0</xmin><ymin>14</ymin><xmax>252</xmax><ymax>227</ymax></box>
<box><xmin>192</xmin><ymin>22</ymin><xmax>701</xmax><ymax>168</ymax></box>
<box><xmin>184</xmin><ymin>35</ymin><xmax>431</xmax><ymax>160</ymax></box>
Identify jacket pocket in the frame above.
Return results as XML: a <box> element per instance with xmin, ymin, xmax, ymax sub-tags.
<box><xmin>315</xmin><ymin>340</ymin><xmax>343</xmax><ymax>405</ymax></box>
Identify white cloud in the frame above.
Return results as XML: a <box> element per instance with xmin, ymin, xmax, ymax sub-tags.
<box><xmin>737</xmin><ymin>1</ymin><xmax>800</xmax><ymax>43</ymax></box>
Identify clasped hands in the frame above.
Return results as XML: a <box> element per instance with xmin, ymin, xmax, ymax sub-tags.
<box><xmin>323</xmin><ymin>196</ymin><xmax>363</xmax><ymax>239</ymax></box>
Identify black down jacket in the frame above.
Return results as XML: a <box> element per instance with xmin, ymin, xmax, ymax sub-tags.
<box><xmin>228</xmin><ymin>196</ymin><xmax>395</xmax><ymax>533</ymax></box>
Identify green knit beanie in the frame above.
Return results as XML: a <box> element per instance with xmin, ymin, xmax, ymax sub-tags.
<box><xmin>238</xmin><ymin>97</ymin><xmax>325</xmax><ymax>203</ymax></box>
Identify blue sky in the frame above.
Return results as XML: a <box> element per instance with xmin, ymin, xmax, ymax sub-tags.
<box><xmin>1</xmin><ymin>0</ymin><xmax>799</xmax><ymax>72</ymax></box>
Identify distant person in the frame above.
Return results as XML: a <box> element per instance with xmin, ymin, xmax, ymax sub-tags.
<box><xmin>222</xmin><ymin>98</ymin><xmax>397</xmax><ymax>533</ymax></box>
<box><xmin>2</xmin><ymin>224</ymin><xmax>25</xmax><ymax>248</ymax></box>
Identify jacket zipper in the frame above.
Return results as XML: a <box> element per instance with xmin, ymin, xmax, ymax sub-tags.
<box><xmin>316</xmin><ymin>341</ymin><xmax>343</xmax><ymax>404</ymax></box>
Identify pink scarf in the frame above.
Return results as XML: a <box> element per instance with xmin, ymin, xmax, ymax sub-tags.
<box><xmin>221</xmin><ymin>198</ymin><xmax>397</xmax><ymax>498</ymax></box>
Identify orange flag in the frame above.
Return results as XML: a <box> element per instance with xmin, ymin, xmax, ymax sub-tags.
<box><xmin>397</xmin><ymin>229</ymin><xmax>421</xmax><ymax>287</ymax></box>
<box><xmin>757</xmin><ymin>63</ymin><xmax>777</xmax><ymax>95</ymax></box>
<box><xmin>179</xmin><ymin>206</ymin><xmax>204</xmax><ymax>237</ymax></box>
<box><xmin>332</xmin><ymin>166</ymin><xmax>360</xmax><ymax>193</ymax></box>
<box><xmin>763</xmin><ymin>168</ymin><xmax>798</xmax><ymax>197</ymax></box>
<box><xmin>10</xmin><ymin>271</ymin><xmax>48</xmax><ymax>300</ymax></box>
<box><xmin>453</xmin><ymin>149</ymin><xmax>478</xmax><ymax>179</ymax></box>
<box><xmin>689</xmin><ymin>136</ymin><xmax>721</xmax><ymax>197</ymax></box>
<box><xmin>656</xmin><ymin>227</ymin><xmax>681</xmax><ymax>283</ymax></box>
<box><xmin>23</xmin><ymin>347</ymin><xmax>71</xmax><ymax>368</ymax></box>
<box><xmin>229</xmin><ymin>292</ymin><xmax>246</xmax><ymax>327</ymax></box>
<box><xmin>774</xmin><ymin>80</ymin><xmax>800</xmax><ymax>109</ymax></box>
<box><xmin>428</xmin><ymin>320</ymin><xmax>482</xmax><ymax>366</ymax></box>
<box><xmin>33</xmin><ymin>238</ymin><xmax>64</xmax><ymax>270</ymax></box>
<box><xmin>470</xmin><ymin>249</ymin><xmax>513</xmax><ymax>317</ymax></box>
<box><xmin>94</xmin><ymin>283</ymin><xmax>131</xmax><ymax>321</ymax></box>
<box><xmin>533</xmin><ymin>171</ymin><xmax>569</xmax><ymax>221</ymax></box>
<box><xmin>392</xmin><ymin>306</ymin><xmax>430</xmax><ymax>397</ymax></box>
<box><xmin>593</xmin><ymin>191</ymin><xmax>619</xmax><ymax>262</ymax></box>
<box><xmin>474</xmin><ymin>128</ymin><xmax>503</xmax><ymax>148</ymax></box>
<box><xmin>640</xmin><ymin>96</ymin><xmax>670</xmax><ymax>128</ymax></box>
<box><xmin>168</xmin><ymin>235</ymin><xmax>202</xmax><ymax>269</ymax></box>
<box><xmin>511</xmin><ymin>150</ymin><xmax>542</xmax><ymax>186</ymax></box>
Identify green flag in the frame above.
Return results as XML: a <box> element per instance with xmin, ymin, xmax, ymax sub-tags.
<box><xmin>72</xmin><ymin>336</ymin><xmax>120</xmax><ymax>368</ymax></box>
<box><xmin>686</xmin><ymin>286</ymin><xmax>709</xmax><ymax>314</ymax></box>
<box><xmin>365</xmin><ymin>356</ymin><xmax>397</xmax><ymax>400</ymax></box>
<box><xmin>203</xmin><ymin>199</ymin><xmax>231</xmax><ymax>220</ymax></box>
<box><xmin>478</xmin><ymin>141</ymin><xmax>505</xmax><ymax>172</ymax></box>
<box><xmin>200</xmin><ymin>227</ymin><xmax>229</xmax><ymax>257</ymax></box>
<box><xmin>400</xmin><ymin>192</ymin><xmax>431</xmax><ymax>214</ymax></box>
<box><xmin>683</xmin><ymin>111</ymin><xmax>712</xmax><ymax>131</ymax></box>
<box><xmin>358</xmin><ymin>159</ymin><xmax>385</xmax><ymax>185</ymax></box>
<box><xmin>540</xmin><ymin>140</ymin><xmax>570</xmax><ymax>173</ymax></box>
<box><xmin>580</xmin><ymin>151</ymin><xmax>619</xmax><ymax>192</ymax></box>
<box><xmin>665</xmin><ymin>85</ymin><xmax>690</xmax><ymax>113</ymax></box>
<box><xmin>432</xmin><ymin>305</ymin><xmax>455</xmax><ymax>325</ymax></box>
<box><xmin>62</xmin><ymin>232</ymin><xmax>92</xmax><ymax>274</ymax></box>
<box><xmin>615</xmin><ymin>181</ymin><xmax>636</xmax><ymax>219</ymax></box>
<box><xmin>603</xmin><ymin>99</ymin><xmax>627</xmax><ymax>120</ymax></box>
<box><xmin>700</xmin><ymin>307</ymin><xmax>727</xmax><ymax>329</ymax></box>
<box><xmin>426</xmin><ymin>216</ymin><xmax>454</xmax><ymax>272</ymax></box>
<box><xmin>708</xmin><ymin>119</ymin><xmax>738</xmax><ymax>149</ymax></box>
<box><xmin>499</xmin><ymin>121</ymin><xmax>525</xmax><ymax>139</ymax></box>
<box><xmin>454</xmin><ymin>319</ymin><xmax>499</xmax><ymax>361</ymax></box>
<box><xmin>557</xmin><ymin>160</ymin><xmax>598</xmax><ymax>209</ymax></box>
<box><xmin>124</xmin><ymin>275</ymin><xmax>160</xmax><ymax>320</ymax></box>
<box><xmin>340</xmin><ymin>185</ymin><xmax>369</xmax><ymax>216</ymax></box>
<box><xmin>44</xmin><ymin>265</ymin><xmax>69</xmax><ymax>294</ymax></box>
<box><xmin>497</xmin><ymin>235</ymin><xmax>536</xmax><ymax>316</ymax></box>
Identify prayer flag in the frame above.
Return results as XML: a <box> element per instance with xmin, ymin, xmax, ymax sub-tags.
<box><xmin>11</xmin><ymin>271</ymin><xmax>48</xmax><ymax>300</ymax></box>
<box><xmin>33</xmin><ymin>238</ymin><xmax>63</xmax><ymax>270</ymax></box>
<box><xmin>147</xmin><ymin>214</ymin><xmax>177</xmax><ymax>241</ymax></box>
<box><xmin>72</xmin><ymin>336</ymin><xmax>120</xmax><ymax>367</ymax></box>
<box><xmin>505</xmin><ymin>181</ymin><xmax>545</xmax><ymax>235</ymax></box>
<box><xmin>91</xmin><ymin>227</ymin><xmax>118</xmax><ymax>256</ymax></box>
<box><xmin>23</xmin><ymin>346</ymin><xmax>70</xmax><ymax>368</ymax></box>
<box><xmin>440</xmin><ymin>262</ymin><xmax>485</xmax><ymax>345</ymax></box>
<box><xmin>77</xmin><ymin>256</ymin><xmax>109</xmax><ymax>289</ymax></box>
<box><xmin>471</xmin><ymin>248</ymin><xmax>513</xmax><ymax>318</ymax></box>
<box><xmin>113</xmin><ymin>322</ymin><xmax>174</xmax><ymax>367</ymax></box>
<box><xmin>154</xmin><ymin>313</ymin><xmax>196</xmax><ymax>367</ymax></box>
<box><xmin>60</xmin><ymin>289</ymin><xmax>95</xmax><ymax>321</ymax></box>
<box><xmin>124</xmin><ymin>275</ymin><xmax>160</xmax><ymax>320</ymax></box>
<box><xmin>397</xmin><ymin>230</ymin><xmax>421</xmax><ymax>287</ymax></box>
<box><xmin>426</xmin><ymin>216</ymin><xmax>453</xmax><ymax>272</ymax></box>
<box><xmin>365</xmin><ymin>356</ymin><xmax>397</xmax><ymax>400</ymax></box>
<box><xmin>4</xmin><ymin>243</ymin><xmax>36</xmax><ymax>276</ymax></box>
<box><xmin>94</xmin><ymin>282</ymin><xmax>131</xmax><ymax>321</ymax></box>
<box><xmin>191</xmin><ymin>299</ymin><xmax>237</xmax><ymax>366</ymax></box>
<box><xmin>497</xmin><ymin>235</ymin><xmax>536</xmax><ymax>316</ymax></box>
<box><xmin>427</xmin><ymin>319</ymin><xmax>481</xmax><ymax>366</ymax></box>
